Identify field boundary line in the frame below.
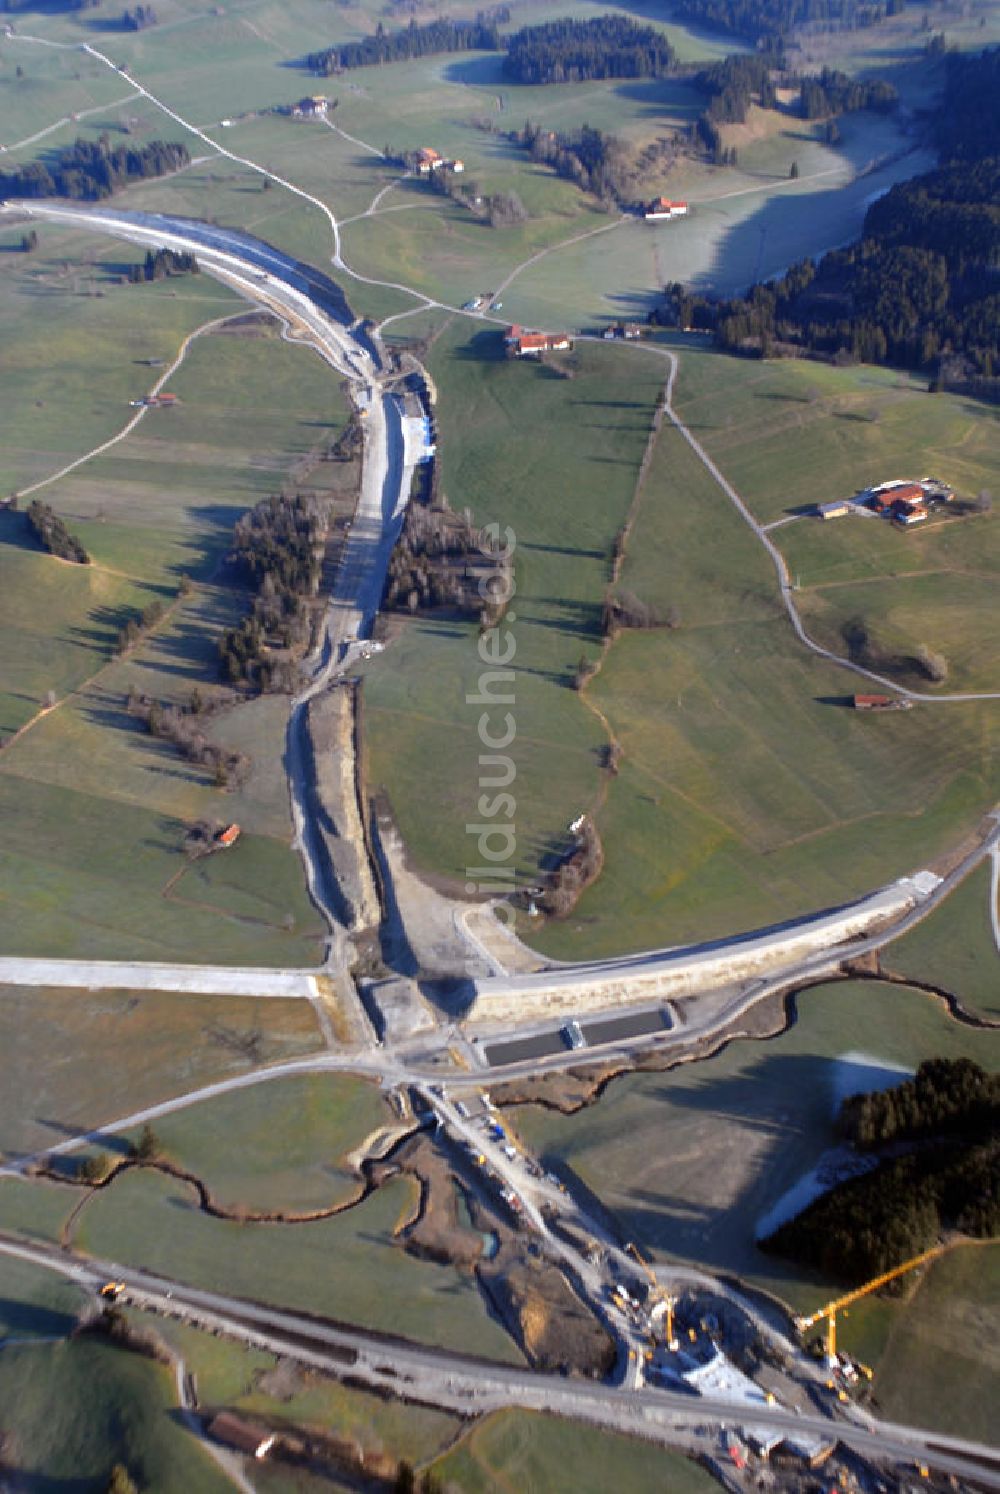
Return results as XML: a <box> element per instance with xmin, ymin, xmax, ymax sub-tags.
<box><xmin>639</xmin><ymin>343</ymin><xmax>1000</xmax><ymax>706</ymax></box>
<box><xmin>16</xmin><ymin>307</ymin><xmax>251</xmax><ymax>501</ymax></box>
<box><xmin>5</xmin><ymin>90</ymin><xmax>141</xmax><ymax>154</ymax></box>
<box><xmin>492</xmin><ymin>213</ymin><xmax>630</xmax><ymax>299</ymax></box>
<box><xmin>572</xmin><ymin>366</ymin><xmax>672</xmax><ymax>819</ymax></box>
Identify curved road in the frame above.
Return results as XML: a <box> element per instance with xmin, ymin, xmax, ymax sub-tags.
<box><xmin>0</xmin><ymin>201</ymin><xmax>412</xmax><ymax>972</ymax></box>
<box><xmin>2</xmin><ymin>1235</ymin><xmax>997</xmax><ymax>1489</ymax></box>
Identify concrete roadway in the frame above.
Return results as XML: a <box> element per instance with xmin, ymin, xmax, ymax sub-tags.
<box><xmin>1</xmin><ymin>1234</ymin><xmax>997</xmax><ymax>1489</ymax></box>
<box><xmin>3</xmin><ymin>813</ymin><xmax>996</xmax><ymax>1175</ymax></box>
<box><xmin>0</xmin><ymin>201</ymin><xmax>414</xmax><ymax>981</ymax></box>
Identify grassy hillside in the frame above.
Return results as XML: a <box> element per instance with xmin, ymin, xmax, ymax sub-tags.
<box><xmin>70</xmin><ymin>1166</ymin><xmax>523</xmax><ymax>1360</ymax></box>
<box><xmin>0</xmin><ymin>1256</ymin><xmax>229</xmax><ymax>1492</ymax></box>
<box><xmin>434</xmin><ymin>1409</ymin><xmax>718</xmax><ymax>1494</ymax></box>
<box><xmin>0</xmin><ymin>235</ymin><xmax>354</xmax><ymax>963</ymax></box>
<box><xmin>362</xmin><ymin>325</ymin><xmax>664</xmax><ymax>889</ymax></box>
<box><xmin>362</xmin><ymin>331</ymin><xmax>999</xmax><ymax>959</ymax></box>
<box><xmin>512</xmin><ymin>978</ymin><xmax>999</xmax><ymax>1310</ymax></box>
<box><xmin>0</xmin><ymin>984</ymin><xmax>323</xmax><ymax>1161</ymax></box>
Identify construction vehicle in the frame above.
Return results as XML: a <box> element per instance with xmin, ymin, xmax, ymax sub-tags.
<box><xmin>795</xmin><ymin>1244</ymin><xmax>947</xmax><ymax>1363</ymax></box>
<box><xmin>100</xmin><ymin>1281</ymin><xmax>126</xmax><ymax>1299</ymax></box>
<box><xmin>626</xmin><ymin>1240</ymin><xmax>679</xmax><ymax>1349</ymax></box>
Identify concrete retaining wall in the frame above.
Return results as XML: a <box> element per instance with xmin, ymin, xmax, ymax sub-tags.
<box><xmin>470</xmin><ymin>879</ymin><xmax>926</xmax><ymax>1024</ymax></box>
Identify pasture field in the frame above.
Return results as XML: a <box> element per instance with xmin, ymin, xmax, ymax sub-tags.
<box><xmin>1</xmin><ymin>0</ymin><xmax>937</xmax><ymax>333</ymax></box>
<box><xmin>0</xmin><ymin>243</ymin><xmax>353</xmax><ymax>961</ymax></box>
<box><xmin>870</xmin><ymin>1243</ymin><xmax>1000</xmax><ymax>1445</ymax></box>
<box><xmin>0</xmin><ymin>1176</ymin><xmax>78</xmax><ymax>1241</ymax></box>
<box><xmin>0</xmin><ymin>772</ymin><xmax>324</xmax><ymax>963</ymax></box>
<box><xmin>669</xmin><ymin>350</ymin><xmax>1000</xmax><ymax>527</ymax></box>
<box><xmin>123</xmin><ymin>1072</ymin><xmax>393</xmax><ymax>1212</ymax></box>
<box><xmin>433</xmin><ymin>1409</ymin><xmax>718</xmax><ymax>1494</ymax></box>
<box><xmin>152</xmin><ymin>1318</ymin><xmax>464</xmax><ymax>1464</ymax></box>
<box><xmin>0</xmin><ymin>1310</ymin><xmax>229</xmax><ymax>1492</ymax></box>
<box><xmin>512</xmin><ymin>978</ymin><xmax>999</xmax><ymax>1311</ymax></box>
<box><xmin>498</xmin><ymin>112</ymin><xmax>934</xmax><ymax>329</ymax></box>
<box><xmin>0</xmin><ymin>1250</ymin><xmax>88</xmax><ymax>1337</ymax></box>
<box><xmin>364</xmin><ymin>328</ymin><xmax>999</xmax><ymax>959</ymax></box>
<box><xmin>70</xmin><ymin>1165</ymin><xmax>524</xmax><ymax>1359</ymax></box>
<box><xmin>0</xmin><ymin>42</ymin><xmax>134</xmax><ymax>145</ymax></box>
<box><xmin>535</xmin><ymin>346</ymin><xmax>997</xmax><ymax>957</ymax></box>
<box><xmin>0</xmin><ymin>226</ymin><xmax>240</xmax><ymax>498</ymax></box>
<box><xmin>0</xmin><ymin>985</ymin><xmax>323</xmax><ymax>1161</ymax></box>
<box><xmin>887</xmin><ymin>861</ymin><xmax>1000</xmax><ymax>1020</ymax></box>
<box><xmin>362</xmin><ymin>325</ymin><xmax>663</xmax><ymax>889</ymax></box>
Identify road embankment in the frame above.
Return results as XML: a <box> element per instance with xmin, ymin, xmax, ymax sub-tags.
<box><xmin>305</xmin><ymin>685</ymin><xmax>380</xmax><ymax>936</ymax></box>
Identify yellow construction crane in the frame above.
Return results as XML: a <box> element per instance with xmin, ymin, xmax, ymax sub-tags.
<box><xmin>795</xmin><ymin>1244</ymin><xmax>947</xmax><ymax>1362</ymax></box>
<box><xmin>625</xmin><ymin>1241</ymin><xmax>678</xmax><ymax>1350</ymax></box>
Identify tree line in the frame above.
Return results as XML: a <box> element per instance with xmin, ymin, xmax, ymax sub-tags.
<box><xmin>0</xmin><ymin>136</ymin><xmax>190</xmax><ymax>203</ymax></box>
<box><xmin>840</xmin><ymin>1058</ymin><xmax>998</xmax><ymax>1149</ymax></box>
<box><xmin>656</xmin><ymin>49</ymin><xmax>999</xmax><ymax>389</ymax></box>
<box><xmin>515</xmin><ymin>121</ymin><xmax>632</xmax><ymax>205</ymax></box>
<box><xmin>128</xmin><ymin>686</ymin><xmax>251</xmax><ymax>789</ymax></box>
<box><xmin>693</xmin><ymin>54</ymin><xmax>896</xmax><ymax>164</ymax></box>
<box><xmin>799</xmin><ymin>66</ymin><xmax>897</xmax><ymax>119</ymax></box>
<box><xmin>307</xmin><ymin>17</ymin><xmax>500</xmax><ymax>75</ymax></box>
<box><xmin>125</xmin><ymin>247</ymin><xmax>198</xmax><ymax>283</ymax></box>
<box><xmin>217</xmin><ymin>492</ymin><xmax>326</xmax><ymax>690</ymax></box>
<box><xmin>384</xmin><ymin>493</ymin><xmax>510</xmax><ymax>619</ymax></box>
<box><xmin>539</xmin><ymin>817</ymin><xmax>603</xmax><ymax>918</ymax></box>
<box><xmin>26</xmin><ymin>499</ymin><xmax>89</xmax><ymax>564</ymax></box>
<box><xmin>121</xmin><ymin>2</ymin><xmax>156</xmax><ymax>28</ymax></box>
<box><xmin>503</xmin><ymin>16</ymin><xmax>675</xmax><ymax>85</ymax></box>
<box><xmin>760</xmin><ymin>1058</ymin><xmax>998</xmax><ymax>1284</ymax></box>
<box><xmin>669</xmin><ymin>0</ymin><xmax>903</xmax><ymax>46</ymax></box>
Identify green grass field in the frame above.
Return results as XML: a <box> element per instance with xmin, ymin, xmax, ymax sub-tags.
<box><xmin>68</xmin><ymin>1165</ymin><xmax>523</xmax><ymax>1359</ymax></box>
<box><xmin>870</xmin><ymin>1243</ymin><xmax>999</xmax><ymax>1444</ymax></box>
<box><xmin>362</xmin><ymin>325</ymin><xmax>663</xmax><ymax>888</ymax></box>
<box><xmin>512</xmin><ymin>978</ymin><xmax>999</xmax><ymax>1311</ymax></box>
<box><xmin>0</xmin><ymin>0</ymin><xmax>936</xmax><ymax>335</ymax></box>
<box><xmin>886</xmin><ymin>861</ymin><xmax>1000</xmax><ymax>1020</ymax></box>
<box><xmin>3</xmin><ymin>1</ymin><xmax>995</xmax><ymax>970</ymax></box>
<box><xmin>127</xmin><ymin>1072</ymin><xmax>393</xmax><ymax>1212</ymax></box>
<box><xmin>0</xmin><ymin>1250</ymin><xmax>89</xmax><ymax>1337</ymax></box>
<box><xmin>0</xmin><ymin>1254</ymin><xmax>229</xmax><ymax>1492</ymax></box>
<box><xmin>0</xmin><ymin>235</ymin><xmax>355</xmax><ymax>962</ymax></box>
<box><xmin>0</xmin><ymin>1319</ymin><xmax>229</xmax><ymax>1492</ymax></box>
<box><xmin>362</xmin><ymin>330</ymin><xmax>1000</xmax><ymax>959</ymax></box>
<box><xmin>151</xmin><ymin>1317</ymin><xmax>464</xmax><ymax>1464</ymax></box>
<box><xmin>433</xmin><ymin>1409</ymin><xmax>719</xmax><ymax>1494</ymax></box>
<box><xmin>0</xmin><ymin>985</ymin><xmax>323</xmax><ymax>1162</ymax></box>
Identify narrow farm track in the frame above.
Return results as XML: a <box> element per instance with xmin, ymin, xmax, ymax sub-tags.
<box><xmin>4</xmin><ymin>90</ymin><xmax>141</xmax><ymax>154</ymax></box>
<box><xmin>648</xmin><ymin>344</ymin><xmax>1000</xmax><ymax>706</ymax></box>
<box><xmin>15</xmin><ymin>308</ymin><xmax>253</xmax><ymax>500</ymax></box>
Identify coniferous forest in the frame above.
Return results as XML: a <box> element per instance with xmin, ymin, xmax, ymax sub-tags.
<box><xmin>761</xmin><ymin>1060</ymin><xmax>999</xmax><ymax>1284</ymax></box>
<box><xmin>0</xmin><ymin>136</ymin><xmax>190</xmax><ymax>202</ymax></box>
<box><xmin>503</xmin><ymin>16</ymin><xmax>675</xmax><ymax>84</ymax></box>
<box><xmin>658</xmin><ymin>48</ymin><xmax>1000</xmax><ymax>391</ymax></box>
<box><xmin>307</xmin><ymin>17</ymin><xmax>500</xmax><ymax>76</ymax></box>
<box><xmin>670</xmin><ymin>0</ymin><xmax>902</xmax><ymax>45</ymax></box>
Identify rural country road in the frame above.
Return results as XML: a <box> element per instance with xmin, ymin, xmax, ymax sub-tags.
<box><xmin>4</xmin><ymin>815</ymin><xmax>996</xmax><ymax>1183</ymax></box>
<box><xmin>0</xmin><ymin>200</ymin><xmax>418</xmax><ymax>978</ymax></box>
<box><xmin>2</xmin><ymin>1235</ymin><xmax>998</xmax><ymax>1489</ymax></box>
